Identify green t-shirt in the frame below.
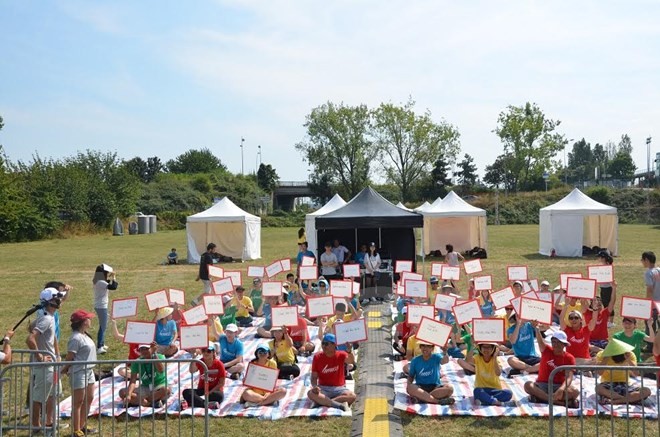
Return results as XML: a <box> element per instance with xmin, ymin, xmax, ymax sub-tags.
<box><xmin>461</xmin><ymin>333</ymin><xmax>475</xmax><ymax>355</ymax></box>
<box><xmin>220</xmin><ymin>306</ymin><xmax>237</xmax><ymax>328</ymax></box>
<box><xmin>131</xmin><ymin>353</ymin><xmax>167</xmax><ymax>388</ymax></box>
<box><xmin>250</xmin><ymin>289</ymin><xmax>263</xmax><ymax>315</ymax></box>
<box><xmin>613</xmin><ymin>330</ymin><xmax>647</xmax><ymax>361</ymax></box>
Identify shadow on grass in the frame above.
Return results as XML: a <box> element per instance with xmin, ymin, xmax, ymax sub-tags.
<box><xmin>399</xmin><ymin>412</ymin><xmax>516</xmax><ymax>430</ymax></box>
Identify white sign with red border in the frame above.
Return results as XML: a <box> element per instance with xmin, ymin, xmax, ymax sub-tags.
<box><xmin>247</xmin><ymin>266</ymin><xmax>265</xmax><ymax>278</ymax></box>
<box><xmin>566</xmin><ymin>277</ymin><xmax>597</xmax><ymax>299</ymax></box>
<box><xmin>145</xmin><ymin>289</ymin><xmax>169</xmax><ymax>311</ymax></box>
<box><xmin>473</xmin><ymin>275</ymin><xmax>493</xmax><ymax>291</ymax></box>
<box><xmin>334</xmin><ymin>318</ymin><xmax>368</xmax><ymax>345</ymax></box>
<box><xmin>224</xmin><ymin>271</ymin><xmax>242</xmax><ymax>287</ymax></box>
<box><xmin>463</xmin><ymin>259</ymin><xmax>483</xmax><ymax>275</ymax></box>
<box><xmin>406</xmin><ymin>304</ymin><xmax>435</xmax><ymax>325</ymax></box>
<box><xmin>203</xmin><ymin>295</ymin><xmax>225</xmax><ymax>315</ymax></box>
<box><xmin>441</xmin><ymin>266</ymin><xmax>460</xmax><ymax>281</ymax></box>
<box><xmin>452</xmin><ymin>299</ymin><xmax>483</xmax><ymax>325</ymax></box>
<box><xmin>431</xmin><ymin>263</ymin><xmax>444</xmax><ymax>277</ymax></box>
<box><xmin>212</xmin><ymin>278</ymin><xmax>234</xmax><ymax>295</ymax></box>
<box><xmin>507</xmin><ymin>265</ymin><xmax>528</xmax><ymax>281</ymax></box>
<box><xmin>434</xmin><ymin>293</ymin><xmax>457</xmax><ymax>311</ymax></box>
<box><xmin>271</xmin><ymin>305</ymin><xmax>298</xmax><ymax>327</ymax></box>
<box><xmin>560</xmin><ymin>273</ymin><xmax>583</xmax><ymax>290</ymax></box>
<box><xmin>299</xmin><ymin>265</ymin><xmax>317</xmax><ymax>280</ymax></box>
<box><xmin>301</xmin><ymin>256</ymin><xmax>315</xmax><ymax>266</ymax></box>
<box><xmin>112</xmin><ymin>297</ymin><xmax>138</xmax><ymax>319</ymax></box>
<box><xmin>621</xmin><ymin>296</ymin><xmax>653</xmax><ymax>320</ymax></box>
<box><xmin>490</xmin><ymin>287</ymin><xmax>515</xmax><ymax>310</ymax></box>
<box><xmin>179</xmin><ymin>324</ymin><xmax>208</xmax><ymax>350</ymax></box>
<box><xmin>343</xmin><ymin>264</ymin><xmax>361</xmax><ymax>278</ymax></box>
<box><xmin>123</xmin><ymin>321</ymin><xmax>156</xmax><ymax>345</ymax></box>
<box><xmin>587</xmin><ymin>265</ymin><xmax>614</xmax><ymax>284</ymax></box>
<box><xmin>472</xmin><ymin>318</ymin><xmax>506</xmax><ymax>343</ymax></box>
<box><xmin>243</xmin><ymin>363</ymin><xmax>279</xmax><ymax>393</ymax></box>
<box><xmin>265</xmin><ymin>261</ymin><xmax>284</xmax><ymax>278</ymax></box>
<box><xmin>207</xmin><ymin>265</ymin><xmax>224</xmax><ymax>279</ymax></box>
<box><xmin>416</xmin><ymin>317</ymin><xmax>452</xmax><ymax>348</ymax></box>
<box><xmin>168</xmin><ymin>288</ymin><xmax>186</xmax><ymax>306</ymax></box>
<box><xmin>519</xmin><ymin>297</ymin><xmax>553</xmax><ymax>325</ymax></box>
<box><xmin>182</xmin><ymin>305</ymin><xmax>208</xmax><ymax>325</ymax></box>
<box><xmin>395</xmin><ymin>260</ymin><xmax>413</xmax><ymax>273</ymax></box>
<box><xmin>306</xmin><ymin>295</ymin><xmax>334</xmax><ymax>318</ymax></box>
<box><xmin>330</xmin><ymin>280</ymin><xmax>353</xmax><ymax>298</ymax></box>
<box><xmin>404</xmin><ymin>280</ymin><xmax>428</xmax><ymax>298</ymax></box>
<box><xmin>262</xmin><ymin>281</ymin><xmax>283</xmax><ymax>297</ymax></box>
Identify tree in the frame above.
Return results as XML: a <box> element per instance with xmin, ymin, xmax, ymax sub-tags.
<box><xmin>123</xmin><ymin>157</ymin><xmax>148</xmax><ymax>182</ymax></box>
<box><xmin>166</xmin><ymin>148</ymin><xmax>226</xmax><ymax>174</ymax></box>
<box><xmin>256</xmin><ymin>163</ymin><xmax>279</xmax><ymax>193</ymax></box>
<box><xmin>494</xmin><ymin>102</ymin><xmax>566</xmax><ymax>191</ymax></box>
<box><xmin>419</xmin><ymin>155</ymin><xmax>453</xmax><ymax>200</ymax></box>
<box><xmin>567</xmin><ymin>138</ymin><xmax>593</xmax><ymax>182</ymax></box>
<box><xmin>592</xmin><ymin>143</ymin><xmax>609</xmax><ymax>180</ymax></box>
<box><xmin>308</xmin><ymin>173</ymin><xmax>334</xmax><ymax>205</ymax></box>
<box><xmin>618</xmin><ymin>134</ymin><xmax>633</xmax><ymax>155</ymax></box>
<box><xmin>454</xmin><ymin>153</ymin><xmax>478</xmax><ymax>188</ymax></box>
<box><xmin>295</xmin><ymin>102</ymin><xmax>375</xmax><ymax>199</ymax></box>
<box><xmin>484</xmin><ymin>153</ymin><xmax>516</xmax><ymax>192</ymax></box>
<box><xmin>372</xmin><ymin>99</ymin><xmax>460</xmax><ymax>201</ymax></box>
<box><xmin>607</xmin><ymin>150</ymin><xmax>636</xmax><ymax>181</ymax></box>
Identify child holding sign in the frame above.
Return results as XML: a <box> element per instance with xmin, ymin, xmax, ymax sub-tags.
<box><xmin>559</xmin><ymin>307</ymin><xmax>597</xmax><ymax>365</ymax></box>
<box><xmin>473</xmin><ymin>342</ymin><xmax>513</xmax><ymax>406</ymax></box>
<box><xmin>307</xmin><ymin>333</ymin><xmax>357</xmax><ymax>411</ymax></box>
<box><xmin>406</xmin><ymin>342</ymin><xmax>454</xmax><ymax>405</ymax></box>
<box><xmin>269</xmin><ymin>327</ymin><xmax>300</xmax><ymax>380</ymax></box>
<box><xmin>240</xmin><ymin>344</ymin><xmax>286</xmax><ymax>407</ymax></box>
<box><xmin>507</xmin><ymin>314</ymin><xmax>541</xmax><ymax>376</ymax></box>
<box><xmin>182</xmin><ymin>343</ymin><xmax>226</xmax><ymax>409</ymax></box>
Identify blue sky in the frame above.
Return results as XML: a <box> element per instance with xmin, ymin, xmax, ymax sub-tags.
<box><xmin>1</xmin><ymin>1</ymin><xmax>659</xmax><ymax>181</ymax></box>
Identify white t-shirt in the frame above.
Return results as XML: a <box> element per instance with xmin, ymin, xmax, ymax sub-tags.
<box><xmin>332</xmin><ymin>245</ymin><xmax>350</xmax><ymax>263</ymax></box>
<box><xmin>320</xmin><ymin>252</ymin><xmax>338</xmax><ymax>276</ymax></box>
<box><xmin>364</xmin><ymin>253</ymin><xmax>382</xmax><ymax>274</ymax></box>
<box><xmin>0</xmin><ymin>351</ymin><xmax>5</xmax><ymax>362</ymax></box>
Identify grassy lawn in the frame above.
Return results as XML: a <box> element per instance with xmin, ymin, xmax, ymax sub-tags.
<box><xmin>0</xmin><ymin>224</ymin><xmax>658</xmax><ymax>436</ymax></box>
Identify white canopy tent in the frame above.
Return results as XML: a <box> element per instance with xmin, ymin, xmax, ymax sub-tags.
<box><xmin>539</xmin><ymin>188</ymin><xmax>618</xmax><ymax>257</ymax></box>
<box><xmin>186</xmin><ymin>197</ymin><xmax>261</xmax><ymax>263</ymax></box>
<box><xmin>414</xmin><ymin>201</ymin><xmax>432</xmax><ymax>212</ymax></box>
<box><xmin>396</xmin><ymin>202</ymin><xmax>412</xmax><ymax>211</ymax></box>
<box><xmin>305</xmin><ymin>194</ymin><xmax>346</xmax><ymax>254</ymax></box>
<box><xmin>421</xmin><ymin>191</ymin><xmax>488</xmax><ymax>254</ymax></box>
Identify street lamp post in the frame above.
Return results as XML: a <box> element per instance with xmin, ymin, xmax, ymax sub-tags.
<box><xmin>647</xmin><ymin>137</ymin><xmax>652</xmax><ymax>188</ymax></box>
<box><xmin>240</xmin><ymin>137</ymin><xmax>245</xmax><ymax>175</ymax></box>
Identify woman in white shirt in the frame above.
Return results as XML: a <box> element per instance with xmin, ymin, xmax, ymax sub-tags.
<box><xmin>364</xmin><ymin>242</ymin><xmax>382</xmax><ymax>289</ymax></box>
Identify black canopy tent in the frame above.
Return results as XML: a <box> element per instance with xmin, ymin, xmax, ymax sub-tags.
<box><xmin>314</xmin><ymin>187</ymin><xmax>424</xmax><ymax>271</ymax></box>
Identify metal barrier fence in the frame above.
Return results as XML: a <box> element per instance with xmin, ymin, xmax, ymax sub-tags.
<box><xmin>1</xmin><ymin>354</ymin><xmax>210</xmax><ymax>437</ymax></box>
<box><xmin>548</xmin><ymin>364</ymin><xmax>660</xmax><ymax>437</ymax></box>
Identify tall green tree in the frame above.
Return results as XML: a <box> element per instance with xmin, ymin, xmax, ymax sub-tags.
<box><xmin>295</xmin><ymin>102</ymin><xmax>375</xmax><ymax>198</ymax></box>
<box><xmin>454</xmin><ymin>153</ymin><xmax>478</xmax><ymax>188</ymax></box>
<box><xmin>607</xmin><ymin>150</ymin><xmax>636</xmax><ymax>181</ymax></box>
<box><xmin>372</xmin><ymin>99</ymin><xmax>460</xmax><ymax>201</ymax></box>
<box><xmin>256</xmin><ymin>163</ymin><xmax>279</xmax><ymax>193</ymax></box>
<box><xmin>484</xmin><ymin>153</ymin><xmax>516</xmax><ymax>191</ymax></box>
<box><xmin>308</xmin><ymin>173</ymin><xmax>334</xmax><ymax>205</ymax></box>
<box><xmin>419</xmin><ymin>155</ymin><xmax>453</xmax><ymax>200</ymax></box>
<box><xmin>618</xmin><ymin>134</ymin><xmax>633</xmax><ymax>155</ymax></box>
<box><xmin>592</xmin><ymin>143</ymin><xmax>609</xmax><ymax>180</ymax></box>
<box><xmin>166</xmin><ymin>148</ymin><xmax>226</xmax><ymax>174</ymax></box>
<box><xmin>567</xmin><ymin>138</ymin><xmax>593</xmax><ymax>182</ymax></box>
<box><xmin>494</xmin><ymin>102</ymin><xmax>566</xmax><ymax>191</ymax></box>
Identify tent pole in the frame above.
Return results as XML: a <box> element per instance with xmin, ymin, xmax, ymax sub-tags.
<box><xmin>355</xmin><ymin>228</ymin><xmax>358</xmax><ymax>256</ymax></box>
<box><xmin>421</xmin><ymin>226</ymin><xmax>425</xmax><ymax>275</ymax></box>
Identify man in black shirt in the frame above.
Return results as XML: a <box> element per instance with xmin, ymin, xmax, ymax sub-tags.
<box><xmin>193</xmin><ymin>243</ymin><xmax>216</xmax><ymax>306</ymax></box>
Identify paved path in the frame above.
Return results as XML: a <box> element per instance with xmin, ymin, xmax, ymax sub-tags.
<box><xmin>351</xmin><ymin>302</ymin><xmax>403</xmax><ymax>437</ymax></box>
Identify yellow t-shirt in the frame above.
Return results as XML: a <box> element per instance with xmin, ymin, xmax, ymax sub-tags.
<box><xmin>251</xmin><ymin>359</ymin><xmax>278</xmax><ymax>395</ymax></box>
<box><xmin>208</xmin><ymin>318</ymin><xmax>224</xmax><ymax>342</ymax></box>
<box><xmin>406</xmin><ymin>335</ymin><xmax>423</xmax><ymax>357</ymax></box>
<box><xmin>562</xmin><ymin>302</ymin><xmax>582</xmax><ymax>324</ymax></box>
<box><xmin>326</xmin><ymin>314</ymin><xmax>353</xmax><ymax>330</ymax></box>
<box><xmin>597</xmin><ymin>351</ymin><xmax>637</xmax><ymax>383</ymax></box>
<box><xmin>269</xmin><ymin>339</ymin><xmax>296</xmax><ymax>365</ymax></box>
<box><xmin>232</xmin><ymin>296</ymin><xmax>253</xmax><ymax>318</ymax></box>
<box><xmin>474</xmin><ymin>355</ymin><xmax>502</xmax><ymax>389</ymax></box>
<box><xmin>496</xmin><ymin>313</ymin><xmax>512</xmax><ymax>332</ymax></box>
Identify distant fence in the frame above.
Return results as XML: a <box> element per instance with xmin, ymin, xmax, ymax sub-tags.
<box><xmin>548</xmin><ymin>364</ymin><xmax>660</xmax><ymax>437</ymax></box>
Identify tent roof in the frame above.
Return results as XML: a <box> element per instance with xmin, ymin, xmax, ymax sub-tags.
<box><xmin>315</xmin><ymin>187</ymin><xmax>423</xmax><ymax>229</ymax></box>
<box><xmin>414</xmin><ymin>201</ymin><xmax>432</xmax><ymax>212</ymax></box>
<box><xmin>429</xmin><ymin>196</ymin><xmax>444</xmax><ymax>207</ymax></box>
<box><xmin>540</xmin><ymin>188</ymin><xmax>617</xmax><ymax>214</ymax></box>
<box><xmin>307</xmin><ymin>194</ymin><xmax>346</xmax><ymax>217</ymax></box>
<box><xmin>396</xmin><ymin>202</ymin><xmax>412</xmax><ymax>212</ymax></box>
<box><xmin>423</xmin><ymin>191</ymin><xmax>486</xmax><ymax>217</ymax></box>
<box><xmin>187</xmin><ymin>197</ymin><xmax>261</xmax><ymax>223</ymax></box>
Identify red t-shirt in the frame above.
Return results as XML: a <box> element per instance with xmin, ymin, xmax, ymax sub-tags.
<box><xmin>565</xmin><ymin>326</ymin><xmax>591</xmax><ymax>358</ymax></box>
<box><xmin>196</xmin><ymin>358</ymin><xmax>226</xmax><ymax>391</ymax></box>
<box><xmin>400</xmin><ymin>322</ymin><xmax>413</xmax><ymax>345</ymax></box>
<box><xmin>287</xmin><ymin>317</ymin><xmax>308</xmax><ymax>343</ymax></box>
<box><xmin>537</xmin><ymin>348</ymin><xmax>576</xmax><ymax>384</ymax></box>
<box><xmin>312</xmin><ymin>350</ymin><xmax>348</xmax><ymax>386</ymax></box>
<box><xmin>128</xmin><ymin>343</ymin><xmax>140</xmax><ymax>360</ymax></box>
<box><xmin>584</xmin><ymin>309</ymin><xmax>610</xmax><ymax>341</ymax></box>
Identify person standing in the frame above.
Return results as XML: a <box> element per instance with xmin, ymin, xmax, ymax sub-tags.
<box><xmin>26</xmin><ymin>289</ymin><xmax>60</xmax><ymax>431</ymax></box>
<box><xmin>193</xmin><ymin>243</ymin><xmax>217</xmax><ymax>306</ymax></box>
<box><xmin>643</xmin><ymin>251</ymin><xmax>660</xmax><ymax>351</ymax></box>
<box><xmin>61</xmin><ymin>310</ymin><xmax>97</xmax><ymax>437</ymax></box>
<box><xmin>307</xmin><ymin>333</ymin><xmax>356</xmax><ymax>411</ymax></box>
<box><xmin>596</xmin><ymin>251</ymin><xmax>616</xmax><ymax>327</ymax></box>
<box><xmin>363</xmin><ymin>243</ymin><xmax>382</xmax><ymax>290</ymax></box>
<box><xmin>320</xmin><ymin>242</ymin><xmax>339</xmax><ymax>279</ymax></box>
<box><xmin>92</xmin><ymin>264</ymin><xmax>118</xmax><ymax>354</ymax></box>
<box><xmin>332</xmin><ymin>239</ymin><xmax>351</xmax><ymax>267</ymax></box>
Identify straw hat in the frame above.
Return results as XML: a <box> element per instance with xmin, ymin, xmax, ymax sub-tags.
<box><xmin>601</xmin><ymin>338</ymin><xmax>635</xmax><ymax>358</ymax></box>
<box><xmin>156</xmin><ymin>307</ymin><xmax>174</xmax><ymax>320</ymax></box>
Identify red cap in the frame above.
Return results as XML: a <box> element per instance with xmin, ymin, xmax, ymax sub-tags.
<box><xmin>70</xmin><ymin>309</ymin><xmax>96</xmax><ymax>323</ymax></box>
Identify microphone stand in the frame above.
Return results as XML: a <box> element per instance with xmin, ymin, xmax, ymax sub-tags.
<box><xmin>0</xmin><ymin>304</ymin><xmax>43</xmax><ymax>345</ymax></box>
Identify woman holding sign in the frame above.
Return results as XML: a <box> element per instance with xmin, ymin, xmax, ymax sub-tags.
<box><xmin>596</xmin><ymin>251</ymin><xmax>616</xmax><ymax>327</ymax></box>
<box><xmin>473</xmin><ymin>342</ymin><xmax>513</xmax><ymax>406</ymax></box>
<box><xmin>182</xmin><ymin>343</ymin><xmax>226</xmax><ymax>409</ymax></box>
<box><xmin>92</xmin><ymin>264</ymin><xmax>118</xmax><ymax>354</ymax></box>
<box><xmin>559</xmin><ymin>307</ymin><xmax>597</xmax><ymax>365</ymax></box>
<box><xmin>155</xmin><ymin>307</ymin><xmax>179</xmax><ymax>358</ymax></box>
<box><xmin>269</xmin><ymin>326</ymin><xmax>300</xmax><ymax>380</ymax></box>
<box><xmin>240</xmin><ymin>344</ymin><xmax>286</xmax><ymax>407</ymax></box>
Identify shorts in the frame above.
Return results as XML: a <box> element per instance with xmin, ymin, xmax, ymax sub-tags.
<box><xmin>135</xmin><ymin>384</ymin><xmax>167</xmax><ymax>398</ymax></box>
<box><xmin>419</xmin><ymin>384</ymin><xmax>443</xmax><ymax>393</ymax></box>
<box><xmin>70</xmin><ymin>370</ymin><xmax>95</xmax><ymax>390</ymax></box>
<box><xmin>319</xmin><ymin>385</ymin><xmax>349</xmax><ymax>399</ymax></box>
<box><xmin>518</xmin><ymin>356</ymin><xmax>541</xmax><ymax>366</ymax></box>
<box><xmin>534</xmin><ymin>382</ymin><xmax>563</xmax><ymax>394</ymax></box>
<box><xmin>590</xmin><ymin>340</ymin><xmax>608</xmax><ymax>349</ymax></box>
<box><xmin>31</xmin><ymin>366</ymin><xmax>55</xmax><ymax>403</ymax></box>
<box><xmin>202</xmin><ymin>280</ymin><xmax>212</xmax><ymax>294</ymax></box>
<box><xmin>601</xmin><ymin>382</ymin><xmax>640</xmax><ymax>396</ymax></box>
<box><xmin>293</xmin><ymin>341</ymin><xmax>304</xmax><ymax>349</ymax></box>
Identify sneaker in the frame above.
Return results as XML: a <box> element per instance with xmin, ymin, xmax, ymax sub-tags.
<box><xmin>340</xmin><ymin>401</ymin><xmax>351</xmax><ymax>411</ymax></box>
<box><xmin>97</xmin><ymin>347</ymin><xmax>107</xmax><ymax>355</ymax></box>
<box><xmin>208</xmin><ymin>402</ymin><xmax>220</xmax><ymax>410</ymax></box>
<box><xmin>437</xmin><ymin>397</ymin><xmax>455</xmax><ymax>405</ymax></box>
<box><xmin>507</xmin><ymin>369</ymin><xmax>522</xmax><ymax>378</ymax></box>
<box><xmin>244</xmin><ymin>401</ymin><xmax>259</xmax><ymax>408</ymax></box>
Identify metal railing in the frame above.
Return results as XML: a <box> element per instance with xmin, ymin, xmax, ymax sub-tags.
<box><xmin>1</xmin><ymin>355</ymin><xmax>210</xmax><ymax>437</ymax></box>
<box><xmin>548</xmin><ymin>364</ymin><xmax>660</xmax><ymax>437</ymax></box>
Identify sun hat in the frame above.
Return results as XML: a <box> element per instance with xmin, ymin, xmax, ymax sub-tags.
<box><xmin>225</xmin><ymin>323</ymin><xmax>239</xmax><ymax>332</ymax></box>
<box><xmin>549</xmin><ymin>331</ymin><xmax>570</xmax><ymax>345</ymax></box>
<box><xmin>541</xmin><ymin>280</ymin><xmax>550</xmax><ymax>286</ymax></box>
<box><xmin>477</xmin><ymin>342</ymin><xmax>499</xmax><ymax>348</ymax></box>
<box><xmin>318</xmin><ymin>279</ymin><xmax>329</xmax><ymax>288</ymax></box>
<box><xmin>270</xmin><ymin>326</ymin><xmax>283</xmax><ymax>331</ymax></box>
<box><xmin>322</xmin><ymin>333</ymin><xmax>336</xmax><ymax>344</ymax></box>
<box><xmin>40</xmin><ymin>287</ymin><xmax>63</xmax><ymax>301</ymax></box>
<box><xmin>601</xmin><ymin>338</ymin><xmax>635</xmax><ymax>358</ymax></box>
<box><xmin>70</xmin><ymin>309</ymin><xmax>95</xmax><ymax>323</ymax></box>
<box><xmin>156</xmin><ymin>307</ymin><xmax>174</xmax><ymax>320</ymax></box>
<box><xmin>512</xmin><ymin>281</ymin><xmax>523</xmax><ymax>287</ymax></box>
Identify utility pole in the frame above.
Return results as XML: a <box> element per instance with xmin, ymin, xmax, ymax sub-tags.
<box><xmin>240</xmin><ymin>137</ymin><xmax>245</xmax><ymax>175</ymax></box>
<box><xmin>647</xmin><ymin>137</ymin><xmax>652</xmax><ymax>188</ymax></box>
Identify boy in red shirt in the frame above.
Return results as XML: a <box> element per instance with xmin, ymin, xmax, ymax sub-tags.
<box><xmin>524</xmin><ymin>327</ymin><xmax>579</xmax><ymax>408</ymax></box>
<box><xmin>307</xmin><ymin>333</ymin><xmax>356</xmax><ymax>411</ymax></box>
<box><xmin>560</xmin><ymin>307</ymin><xmax>596</xmax><ymax>364</ymax></box>
<box><xmin>182</xmin><ymin>342</ymin><xmax>226</xmax><ymax>409</ymax></box>
<box><xmin>287</xmin><ymin>315</ymin><xmax>315</xmax><ymax>356</ymax></box>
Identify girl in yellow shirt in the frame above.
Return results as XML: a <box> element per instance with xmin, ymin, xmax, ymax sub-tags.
<box><xmin>240</xmin><ymin>344</ymin><xmax>287</xmax><ymax>407</ymax></box>
<box><xmin>269</xmin><ymin>327</ymin><xmax>300</xmax><ymax>379</ymax></box>
<box><xmin>473</xmin><ymin>342</ymin><xmax>513</xmax><ymax>406</ymax></box>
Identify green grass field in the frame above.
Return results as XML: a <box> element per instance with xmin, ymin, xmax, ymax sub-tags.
<box><xmin>0</xmin><ymin>225</ymin><xmax>658</xmax><ymax>436</ymax></box>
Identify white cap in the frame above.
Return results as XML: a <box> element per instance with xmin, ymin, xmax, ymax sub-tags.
<box><xmin>225</xmin><ymin>323</ymin><xmax>239</xmax><ymax>332</ymax></box>
<box><xmin>541</xmin><ymin>280</ymin><xmax>550</xmax><ymax>286</ymax></box>
<box><xmin>40</xmin><ymin>287</ymin><xmax>63</xmax><ymax>301</ymax></box>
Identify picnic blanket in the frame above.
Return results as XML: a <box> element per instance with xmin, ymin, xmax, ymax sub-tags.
<box><xmin>59</xmin><ymin>319</ymin><xmax>353</xmax><ymax>420</ymax></box>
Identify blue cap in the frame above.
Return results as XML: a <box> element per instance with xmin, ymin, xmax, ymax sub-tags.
<box><xmin>322</xmin><ymin>333</ymin><xmax>336</xmax><ymax>344</ymax></box>
<box><xmin>429</xmin><ymin>276</ymin><xmax>439</xmax><ymax>283</ymax></box>
<box><xmin>256</xmin><ymin>344</ymin><xmax>270</xmax><ymax>353</ymax></box>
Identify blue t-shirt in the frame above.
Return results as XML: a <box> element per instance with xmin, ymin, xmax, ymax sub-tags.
<box><xmin>438</xmin><ymin>310</ymin><xmax>455</xmax><ymax>325</ymax></box>
<box><xmin>507</xmin><ymin>322</ymin><xmax>538</xmax><ymax>358</ymax></box>
<box><xmin>155</xmin><ymin>320</ymin><xmax>177</xmax><ymax>345</ymax></box>
<box><xmin>296</xmin><ymin>250</ymin><xmax>315</xmax><ymax>265</ymax></box>
<box><xmin>354</xmin><ymin>252</ymin><xmax>366</xmax><ymax>267</ymax></box>
<box><xmin>54</xmin><ymin>311</ymin><xmax>61</xmax><ymax>340</ymax></box>
<box><xmin>262</xmin><ymin>303</ymin><xmax>272</xmax><ymax>329</ymax></box>
<box><xmin>409</xmin><ymin>352</ymin><xmax>443</xmax><ymax>385</ymax></box>
<box><xmin>480</xmin><ymin>300</ymin><xmax>494</xmax><ymax>317</ymax></box>
<box><xmin>218</xmin><ymin>335</ymin><xmax>244</xmax><ymax>362</ymax></box>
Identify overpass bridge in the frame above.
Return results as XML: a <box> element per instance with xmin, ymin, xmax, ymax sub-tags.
<box><xmin>273</xmin><ymin>181</ymin><xmax>313</xmax><ymax>211</ymax></box>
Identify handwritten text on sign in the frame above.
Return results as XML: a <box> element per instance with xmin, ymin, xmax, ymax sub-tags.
<box><xmin>168</xmin><ymin>288</ymin><xmax>186</xmax><ymax>306</ymax></box>
<box><xmin>507</xmin><ymin>266</ymin><xmax>528</xmax><ymax>281</ymax></box>
<box><xmin>473</xmin><ymin>275</ymin><xmax>493</xmax><ymax>291</ymax></box>
<box><xmin>179</xmin><ymin>324</ymin><xmax>208</xmax><ymax>350</ymax></box>
<box><xmin>519</xmin><ymin>298</ymin><xmax>553</xmax><ymax>325</ymax></box>
<box><xmin>112</xmin><ymin>297</ymin><xmax>138</xmax><ymax>319</ymax></box>
<box><xmin>490</xmin><ymin>287</ymin><xmax>515</xmax><ymax>310</ymax></box>
<box><xmin>404</xmin><ymin>280</ymin><xmax>428</xmax><ymax>298</ymax></box>
<box><xmin>463</xmin><ymin>259</ymin><xmax>483</xmax><ymax>275</ymax></box>
<box><xmin>587</xmin><ymin>265</ymin><xmax>614</xmax><ymax>284</ymax></box>
<box><xmin>395</xmin><ymin>260</ymin><xmax>413</xmax><ymax>273</ymax></box>
<box><xmin>183</xmin><ymin>305</ymin><xmax>207</xmax><ymax>325</ymax></box>
<box><xmin>406</xmin><ymin>304</ymin><xmax>435</xmax><ymax>325</ymax></box>
<box><xmin>334</xmin><ymin>318</ymin><xmax>368</xmax><ymax>345</ymax></box>
<box><xmin>434</xmin><ymin>293</ymin><xmax>457</xmax><ymax>311</ymax></box>
<box><xmin>560</xmin><ymin>273</ymin><xmax>582</xmax><ymax>290</ymax></box>
<box><xmin>620</xmin><ymin>296</ymin><xmax>653</xmax><ymax>320</ymax></box>
<box><xmin>416</xmin><ymin>317</ymin><xmax>452</xmax><ymax>348</ymax></box>
<box><xmin>431</xmin><ymin>263</ymin><xmax>444</xmax><ymax>276</ymax></box>
<box><xmin>472</xmin><ymin>318</ymin><xmax>505</xmax><ymax>343</ymax></box>
<box><xmin>566</xmin><ymin>277</ymin><xmax>596</xmax><ymax>299</ymax></box>
<box><xmin>299</xmin><ymin>265</ymin><xmax>317</xmax><ymax>280</ymax></box>
<box><xmin>244</xmin><ymin>363</ymin><xmax>279</xmax><ymax>393</ymax></box>
<box><xmin>343</xmin><ymin>264</ymin><xmax>360</xmax><ymax>278</ymax></box>
<box><xmin>212</xmin><ymin>278</ymin><xmax>234</xmax><ymax>294</ymax></box>
<box><xmin>330</xmin><ymin>280</ymin><xmax>353</xmax><ymax>298</ymax></box>
<box><xmin>124</xmin><ymin>321</ymin><xmax>156</xmax><ymax>345</ymax></box>
<box><xmin>452</xmin><ymin>300</ymin><xmax>482</xmax><ymax>325</ymax></box>
<box><xmin>262</xmin><ymin>281</ymin><xmax>283</xmax><ymax>297</ymax></box>
<box><xmin>271</xmin><ymin>306</ymin><xmax>298</xmax><ymax>327</ymax></box>
<box><xmin>265</xmin><ymin>260</ymin><xmax>283</xmax><ymax>278</ymax></box>
<box><xmin>145</xmin><ymin>290</ymin><xmax>169</xmax><ymax>311</ymax></box>
<box><xmin>306</xmin><ymin>296</ymin><xmax>334</xmax><ymax>318</ymax></box>
<box><xmin>207</xmin><ymin>265</ymin><xmax>224</xmax><ymax>278</ymax></box>
<box><xmin>247</xmin><ymin>266</ymin><xmax>265</xmax><ymax>277</ymax></box>
<box><xmin>441</xmin><ymin>266</ymin><xmax>460</xmax><ymax>281</ymax></box>
<box><xmin>203</xmin><ymin>295</ymin><xmax>225</xmax><ymax>315</ymax></box>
